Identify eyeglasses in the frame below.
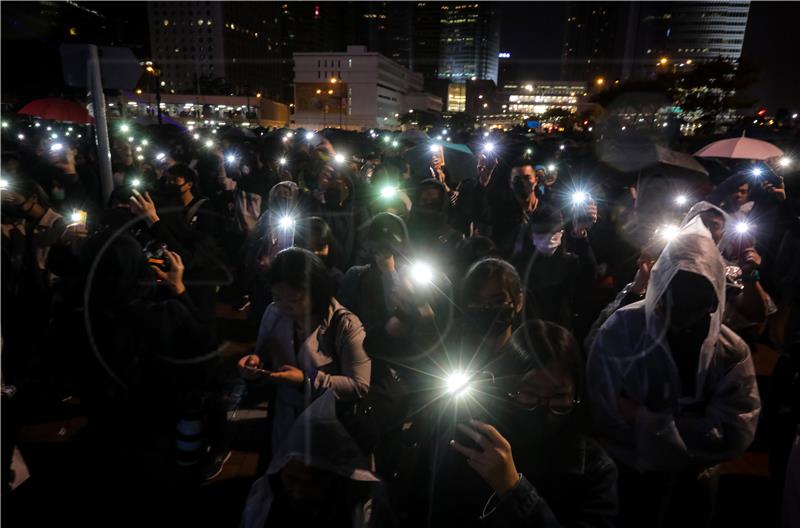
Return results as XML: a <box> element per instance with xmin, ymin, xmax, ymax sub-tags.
<box><xmin>506</xmin><ymin>391</ymin><xmax>580</xmax><ymax>415</ymax></box>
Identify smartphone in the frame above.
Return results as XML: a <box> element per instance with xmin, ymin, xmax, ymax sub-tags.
<box><xmin>244</xmin><ymin>365</ymin><xmax>272</xmax><ymax>376</ymax></box>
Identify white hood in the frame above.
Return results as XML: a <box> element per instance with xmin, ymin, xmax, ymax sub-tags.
<box><xmin>644</xmin><ymin>231</ymin><xmax>726</xmax><ymax>402</ymax></box>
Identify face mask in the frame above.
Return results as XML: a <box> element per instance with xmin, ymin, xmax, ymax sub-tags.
<box><xmin>511</xmin><ymin>177</ymin><xmax>534</xmax><ymax>201</ymax></box>
<box><xmin>52</xmin><ymin>188</ymin><xmax>66</xmax><ymax>201</ymax></box>
<box><xmin>466</xmin><ymin>306</ymin><xmax>515</xmax><ymax>338</ymax></box>
<box><xmin>532</xmin><ymin>230</ymin><xmax>562</xmax><ymax>256</ymax></box>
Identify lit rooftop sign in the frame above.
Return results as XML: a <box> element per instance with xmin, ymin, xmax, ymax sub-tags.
<box><xmin>498</xmin><ymin>52</ymin><xmax>511</xmax><ymax>58</ymax></box>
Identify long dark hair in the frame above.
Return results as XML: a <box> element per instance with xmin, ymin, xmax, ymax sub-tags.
<box><xmin>268</xmin><ymin>247</ymin><xmax>336</xmax><ymax>319</ymax></box>
<box><xmin>460</xmin><ymin>257</ymin><xmax>522</xmax><ymax>309</ymax></box>
<box><xmin>501</xmin><ymin>319</ymin><xmax>585</xmax><ymax>398</ymax></box>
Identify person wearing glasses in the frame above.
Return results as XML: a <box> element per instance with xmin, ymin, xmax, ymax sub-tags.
<box><xmin>424</xmin><ymin>320</ymin><xmax>618</xmax><ymax>527</ymax></box>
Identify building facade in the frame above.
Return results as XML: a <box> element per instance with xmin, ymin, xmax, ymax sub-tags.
<box><xmin>438</xmin><ymin>3</ymin><xmax>500</xmax><ymax>84</ymax></box>
<box><xmin>665</xmin><ymin>1</ymin><xmax>751</xmax><ymax>63</ymax></box>
<box><xmin>293</xmin><ymin>46</ymin><xmax>441</xmax><ymax>130</ymax></box>
<box><xmin>147</xmin><ymin>2</ymin><xmax>280</xmax><ymax>97</ymax></box>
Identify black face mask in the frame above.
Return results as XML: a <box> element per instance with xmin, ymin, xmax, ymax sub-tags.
<box><xmin>466</xmin><ymin>306</ymin><xmax>515</xmax><ymax>338</ymax></box>
<box><xmin>511</xmin><ymin>177</ymin><xmax>534</xmax><ymax>201</ymax></box>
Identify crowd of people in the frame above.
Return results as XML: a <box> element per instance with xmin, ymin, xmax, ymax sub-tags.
<box><xmin>1</xmin><ymin>119</ymin><xmax>798</xmax><ymax>527</ymax></box>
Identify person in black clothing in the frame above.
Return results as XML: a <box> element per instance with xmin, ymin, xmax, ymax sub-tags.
<box><xmin>295</xmin><ymin>216</ymin><xmax>345</xmax><ymax>291</ymax></box>
<box><xmin>454</xmin><ymin>157</ymin><xmax>543</xmax><ymax>259</ymax></box>
<box><xmin>128</xmin><ymin>179</ymin><xmax>224</xmax><ymax>339</ymax></box>
<box><xmin>406</xmin><ymin>179</ymin><xmax>463</xmax><ymax>268</ymax></box>
<box><xmin>426</xmin><ymin>320</ymin><xmax>618</xmax><ymax>528</ymax></box>
<box><xmin>298</xmin><ymin>155</ymin><xmax>362</xmax><ymax>271</ymax></box>
<box><xmin>511</xmin><ymin>204</ymin><xmax>598</xmax><ymax>332</ymax></box>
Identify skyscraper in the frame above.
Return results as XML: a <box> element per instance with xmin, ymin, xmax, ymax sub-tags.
<box><xmin>147</xmin><ymin>2</ymin><xmax>278</xmax><ymax>96</ymax></box>
<box><xmin>665</xmin><ymin>1</ymin><xmax>751</xmax><ymax>63</ymax></box>
<box><xmin>437</xmin><ymin>3</ymin><xmax>500</xmax><ymax>84</ymax></box>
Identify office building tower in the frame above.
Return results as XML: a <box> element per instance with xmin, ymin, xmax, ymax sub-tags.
<box><xmin>438</xmin><ymin>3</ymin><xmax>501</xmax><ymax>84</ymax></box>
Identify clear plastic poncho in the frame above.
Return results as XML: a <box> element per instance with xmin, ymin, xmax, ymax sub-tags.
<box><xmin>587</xmin><ymin>229</ymin><xmax>761</xmax><ymax>472</ymax></box>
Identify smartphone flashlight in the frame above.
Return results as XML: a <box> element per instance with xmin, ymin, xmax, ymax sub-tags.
<box><xmin>658</xmin><ymin>224</ymin><xmax>680</xmax><ymax>242</ymax></box>
<box><xmin>483</xmin><ymin>143</ymin><xmax>495</xmax><ymax>153</ymax></box>
<box><xmin>674</xmin><ymin>194</ymin><xmax>688</xmax><ymax>206</ymax></box>
<box><xmin>445</xmin><ymin>371</ymin><xmax>472</xmax><ymax>398</ymax></box>
<box><xmin>278</xmin><ymin>215</ymin><xmax>295</xmax><ymax>230</ymax></box>
<box><xmin>278</xmin><ymin>157</ymin><xmax>288</xmax><ymax>166</ymax></box>
<box><xmin>410</xmin><ymin>261</ymin><xmax>435</xmax><ymax>286</ymax></box>
<box><xmin>380</xmin><ymin>186</ymin><xmax>398</xmax><ymax>199</ymax></box>
<box><xmin>571</xmin><ymin>191</ymin><xmax>589</xmax><ymax>205</ymax></box>
<box><xmin>50</xmin><ymin>143</ymin><xmax>64</xmax><ymax>153</ymax></box>
<box><xmin>71</xmin><ymin>210</ymin><xmax>87</xmax><ymax>226</ymax></box>
<box><xmin>334</xmin><ymin>153</ymin><xmax>346</xmax><ymax>164</ymax></box>
<box><xmin>735</xmin><ymin>221</ymin><xmax>751</xmax><ymax>234</ymax></box>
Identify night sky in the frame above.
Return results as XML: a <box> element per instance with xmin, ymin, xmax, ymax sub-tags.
<box><xmin>498</xmin><ymin>2</ymin><xmax>568</xmax><ymax>80</ymax></box>
<box><xmin>3</xmin><ymin>2</ymin><xmax>798</xmax><ymax>111</ymax></box>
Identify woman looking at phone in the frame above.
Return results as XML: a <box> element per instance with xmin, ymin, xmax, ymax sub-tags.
<box><xmin>426</xmin><ymin>320</ymin><xmax>618</xmax><ymax>528</ymax></box>
<box><xmin>238</xmin><ymin>248</ymin><xmax>371</xmax><ymax>457</ymax></box>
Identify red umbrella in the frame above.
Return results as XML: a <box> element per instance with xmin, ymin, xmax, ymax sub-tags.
<box><xmin>17</xmin><ymin>98</ymin><xmax>94</xmax><ymax>124</ymax></box>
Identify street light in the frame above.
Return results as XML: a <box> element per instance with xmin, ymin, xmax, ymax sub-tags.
<box><xmin>659</xmin><ymin>57</ymin><xmax>668</xmax><ymax>66</ymax></box>
<box><xmin>330</xmin><ymin>78</ymin><xmax>337</xmax><ymax>84</ymax></box>
<box><xmin>596</xmin><ymin>77</ymin><xmax>605</xmax><ymax>86</ymax></box>
<box><xmin>143</xmin><ymin>61</ymin><xmax>163</xmax><ymax>125</ymax></box>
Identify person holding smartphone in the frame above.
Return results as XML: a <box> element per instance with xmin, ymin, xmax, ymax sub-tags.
<box><xmin>423</xmin><ymin>320</ymin><xmax>617</xmax><ymax>528</ymax></box>
<box><xmin>237</xmin><ymin>248</ymin><xmax>371</xmax><ymax>458</ymax></box>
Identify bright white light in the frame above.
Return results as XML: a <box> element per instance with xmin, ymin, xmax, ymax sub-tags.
<box><xmin>278</xmin><ymin>157</ymin><xmax>287</xmax><ymax>166</ymax></box>
<box><xmin>559</xmin><ymin>144</ymin><xmax>565</xmax><ymax>150</ymax></box>
<box><xmin>120</xmin><ymin>124</ymin><xmax>130</xmax><ymax>133</ymax></box>
<box><xmin>410</xmin><ymin>261</ymin><xmax>435</xmax><ymax>285</ymax></box>
<box><xmin>430</xmin><ymin>144</ymin><xmax>440</xmax><ymax>153</ymax></box>
<box><xmin>383</xmin><ymin>136</ymin><xmax>391</xmax><ymax>143</ymax></box>
<box><xmin>794</xmin><ymin>114</ymin><xmax>799</xmax><ymax>119</ymax></box>
<box><xmin>380</xmin><ymin>186</ymin><xmax>398</xmax><ymax>199</ymax></box>
<box><xmin>571</xmin><ymin>191</ymin><xmax>589</xmax><ymax>205</ymax></box>
<box><xmin>547</xmin><ymin>164</ymin><xmax>556</xmax><ymax>172</ymax></box>
<box><xmin>0</xmin><ymin>178</ymin><xmax>9</xmax><ymax>190</ymax></box>
<box><xmin>0</xmin><ymin>121</ymin><xmax>7</xmax><ymax>128</ymax></box>
<box><xmin>156</xmin><ymin>152</ymin><xmax>166</xmax><ymax>161</ymax></box>
<box><xmin>46</xmin><ymin>126</ymin><xmax>52</xmax><ymax>131</ymax></box>
<box><xmin>205</xmin><ymin>139</ymin><xmax>214</xmax><ymax>148</ymax></box>
<box><xmin>34</xmin><ymin>123</ymin><xmax>41</xmax><ymax>127</ymax></box>
<box><xmin>131</xmin><ymin>178</ymin><xmax>141</xmax><ymax>187</ymax></box>
<box><xmin>137</xmin><ymin>155</ymin><xmax>144</xmax><ymax>161</ymax></box>
<box><xmin>484</xmin><ymin>142</ymin><xmax>495</xmax><ymax>153</ymax></box>
<box><xmin>445</xmin><ymin>371</ymin><xmax>471</xmax><ymax>397</ymax></box>
<box><xmin>334</xmin><ymin>153</ymin><xmax>346</xmax><ymax>164</ymax></box>
<box><xmin>128</xmin><ymin>136</ymin><xmax>134</xmax><ymax>142</ymax></box>
<box><xmin>278</xmin><ymin>215</ymin><xmax>295</xmax><ymax>230</ymax></box>
<box><xmin>193</xmin><ymin>133</ymin><xmax>200</xmax><ymax>140</ymax></box>
<box><xmin>779</xmin><ymin>157</ymin><xmax>791</xmax><ymax>168</ymax></box>
<box><xmin>141</xmin><ymin>139</ymin><xmax>148</xmax><ymax>146</ymax></box>
<box><xmin>674</xmin><ymin>195</ymin><xmax>688</xmax><ymax>206</ymax></box>
<box><xmin>226</xmin><ymin>154</ymin><xmax>237</xmax><ymax>164</ymax></box>
<box><xmin>392</xmin><ymin>140</ymin><xmax>399</xmax><ymax>148</ymax></box>
<box><xmin>752</xmin><ymin>168</ymin><xmax>763</xmax><ymax>177</ymax></box>
<box><xmin>51</xmin><ymin>133</ymin><xmax>59</xmax><ymax>139</ymax></box>
<box><xmin>526</xmin><ymin>148</ymin><xmax>533</xmax><ymax>155</ymax></box>
<box><xmin>735</xmin><ymin>222</ymin><xmax>751</xmax><ymax>234</ymax></box>
<box><xmin>50</xmin><ymin>143</ymin><xmax>63</xmax><ymax>152</ymax></box>
<box><xmin>483</xmin><ymin>131</ymin><xmax>490</xmax><ymax>138</ymax></box>
<box><xmin>17</xmin><ymin>134</ymin><xmax>25</xmax><ymax>140</ymax></box>
<box><xmin>305</xmin><ymin>132</ymin><xmax>314</xmax><ymax>140</ymax></box>
<box><xmin>659</xmin><ymin>224</ymin><xmax>680</xmax><ymax>242</ymax></box>
<box><xmin>70</xmin><ymin>210</ymin><xmax>86</xmax><ymax>223</ymax></box>
<box><xmin>135</xmin><ymin>146</ymin><xmax>142</xmax><ymax>152</ymax></box>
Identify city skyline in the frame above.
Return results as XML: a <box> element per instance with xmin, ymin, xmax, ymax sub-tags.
<box><xmin>1</xmin><ymin>1</ymin><xmax>798</xmax><ymax>113</ymax></box>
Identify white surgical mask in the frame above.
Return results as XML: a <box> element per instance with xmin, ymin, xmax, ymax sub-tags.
<box><xmin>532</xmin><ymin>230</ymin><xmax>562</xmax><ymax>256</ymax></box>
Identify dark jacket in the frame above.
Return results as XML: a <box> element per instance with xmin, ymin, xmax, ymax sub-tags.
<box><xmin>480</xmin><ymin>437</ymin><xmax>618</xmax><ymax>528</ymax></box>
<box><xmin>426</xmin><ymin>429</ymin><xmax>617</xmax><ymax>528</ymax></box>
<box><xmin>512</xmin><ymin>239</ymin><xmax>598</xmax><ymax>331</ymax></box>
